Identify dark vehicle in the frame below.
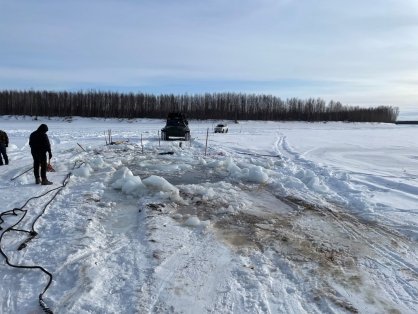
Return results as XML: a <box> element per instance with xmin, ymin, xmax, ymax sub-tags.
<box><xmin>161</xmin><ymin>113</ymin><xmax>190</xmax><ymax>141</ymax></box>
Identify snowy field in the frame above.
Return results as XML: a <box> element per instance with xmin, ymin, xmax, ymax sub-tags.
<box><xmin>0</xmin><ymin>116</ymin><xmax>417</xmax><ymax>314</ymax></box>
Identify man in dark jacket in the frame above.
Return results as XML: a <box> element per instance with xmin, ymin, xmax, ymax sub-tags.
<box><xmin>29</xmin><ymin>124</ymin><xmax>53</xmax><ymax>185</ymax></box>
<box><xmin>0</xmin><ymin>129</ymin><xmax>9</xmax><ymax>166</ymax></box>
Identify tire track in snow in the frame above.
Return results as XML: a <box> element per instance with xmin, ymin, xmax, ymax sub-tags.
<box><xmin>275</xmin><ymin>134</ymin><xmax>418</xmax><ymax>268</ymax></box>
<box><xmin>136</xmin><ymin>201</ymin><xmax>237</xmax><ymax>313</ymax></box>
<box><xmin>276</xmin><ymin>133</ymin><xmax>418</xmax><ymax>239</ymax></box>
<box><xmin>274</xmin><ymin>134</ymin><xmax>367</xmax><ymax>209</ymax></box>
<box><xmin>270</xmin><ymin>135</ymin><xmax>418</xmax><ymax>311</ymax></box>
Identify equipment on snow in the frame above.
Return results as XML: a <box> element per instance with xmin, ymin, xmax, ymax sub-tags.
<box><xmin>47</xmin><ymin>158</ymin><xmax>55</xmax><ymax>172</ymax></box>
<box><xmin>47</xmin><ymin>163</ymin><xmax>55</xmax><ymax>172</ymax></box>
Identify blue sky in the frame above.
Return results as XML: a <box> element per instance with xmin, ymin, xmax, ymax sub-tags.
<box><xmin>1</xmin><ymin>0</ymin><xmax>417</xmax><ymax>117</ymax></box>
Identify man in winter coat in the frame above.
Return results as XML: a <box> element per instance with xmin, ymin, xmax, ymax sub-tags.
<box><xmin>0</xmin><ymin>129</ymin><xmax>9</xmax><ymax>166</ymax></box>
<box><xmin>29</xmin><ymin>124</ymin><xmax>53</xmax><ymax>185</ymax></box>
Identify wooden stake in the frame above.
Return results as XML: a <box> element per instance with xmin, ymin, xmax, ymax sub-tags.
<box><xmin>205</xmin><ymin>128</ymin><xmax>209</xmax><ymax>156</ymax></box>
<box><xmin>77</xmin><ymin>143</ymin><xmax>86</xmax><ymax>152</ymax></box>
<box><xmin>108</xmin><ymin>129</ymin><xmax>112</xmax><ymax>144</ymax></box>
<box><xmin>141</xmin><ymin>133</ymin><xmax>143</xmax><ymax>153</ymax></box>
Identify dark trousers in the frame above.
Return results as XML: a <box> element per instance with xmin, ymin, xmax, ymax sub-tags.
<box><xmin>31</xmin><ymin>150</ymin><xmax>47</xmax><ymax>180</ymax></box>
<box><xmin>0</xmin><ymin>143</ymin><xmax>8</xmax><ymax>165</ymax></box>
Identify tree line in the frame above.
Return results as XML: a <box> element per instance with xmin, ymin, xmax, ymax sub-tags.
<box><xmin>0</xmin><ymin>90</ymin><xmax>399</xmax><ymax>123</ymax></box>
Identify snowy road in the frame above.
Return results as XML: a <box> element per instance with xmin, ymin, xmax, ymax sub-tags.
<box><xmin>1</xmin><ymin>117</ymin><xmax>417</xmax><ymax>313</ymax></box>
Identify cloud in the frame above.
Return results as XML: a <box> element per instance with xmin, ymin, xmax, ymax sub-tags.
<box><xmin>0</xmin><ymin>0</ymin><xmax>417</xmax><ymax>110</ymax></box>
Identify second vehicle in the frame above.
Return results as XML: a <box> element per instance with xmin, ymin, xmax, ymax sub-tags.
<box><xmin>214</xmin><ymin>123</ymin><xmax>228</xmax><ymax>133</ymax></box>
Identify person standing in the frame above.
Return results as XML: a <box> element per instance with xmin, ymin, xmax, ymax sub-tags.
<box><xmin>29</xmin><ymin>124</ymin><xmax>53</xmax><ymax>185</ymax></box>
<box><xmin>0</xmin><ymin>129</ymin><xmax>9</xmax><ymax>166</ymax></box>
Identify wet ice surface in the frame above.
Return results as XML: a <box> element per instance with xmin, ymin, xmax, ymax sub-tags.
<box><xmin>123</xmin><ymin>146</ymin><xmax>418</xmax><ymax>313</ymax></box>
<box><xmin>130</xmin><ymin>161</ymin><xmax>228</xmax><ymax>185</ymax></box>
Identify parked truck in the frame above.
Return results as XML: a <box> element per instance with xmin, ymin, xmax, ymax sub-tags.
<box><xmin>161</xmin><ymin>112</ymin><xmax>190</xmax><ymax>141</ymax></box>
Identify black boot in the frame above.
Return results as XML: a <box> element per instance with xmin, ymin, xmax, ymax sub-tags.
<box><xmin>41</xmin><ymin>179</ymin><xmax>53</xmax><ymax>185</ymax></box>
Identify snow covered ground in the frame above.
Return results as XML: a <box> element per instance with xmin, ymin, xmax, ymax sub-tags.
<box><xmin>0</xmin><ymin>116</ymin><xmax>417</xmax><ymax>314</ymax></box>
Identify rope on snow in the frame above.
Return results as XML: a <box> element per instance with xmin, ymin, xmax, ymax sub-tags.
<box><xmin>0</xmin><ymin>174</ymin><xmax>71</xmax><ymax>313</ymax></box>
<box><xmin>0</xmin><ymin>158</ymin><xmax>86</xmax><ymax>313</ymax></box>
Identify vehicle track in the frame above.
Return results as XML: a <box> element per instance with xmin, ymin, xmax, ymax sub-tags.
<box><xmin>271</xmin><ymin>133</ymin><xmax>418</xmax><ymax>312</ymax></box>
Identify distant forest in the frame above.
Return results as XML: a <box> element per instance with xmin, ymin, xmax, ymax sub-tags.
<box><xmin>0</xmin><ymin>90</ymin><xmax>399</xmax><ymax>123</ymax></box>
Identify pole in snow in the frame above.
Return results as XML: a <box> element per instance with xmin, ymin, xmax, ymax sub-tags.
<box><xmin>141</xmin><ymin>133</ymin><xmax>143</xmax><ymax>154</ymax></box>
<box><xmin>205</xmin><ymin>128</ymin><xmax>209</xmax><ymax>156</ymax></box>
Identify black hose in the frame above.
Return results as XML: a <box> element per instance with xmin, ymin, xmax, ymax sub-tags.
<box><xmin>39</xmin><ymin>294</ymin><xmax>54</xmax><ymax>314</ymax></box>
<box><xmin>0</xmin><ymin>173</ymin><xmax>71</xmax><ymax>313</ymax></box>
<box><xmin>0</xmin><ymin>155</ymin><xmax>85</xmax><ymax>312</ymax></box>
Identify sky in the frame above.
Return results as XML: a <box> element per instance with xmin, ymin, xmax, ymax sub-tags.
<box><xmin>0</xmin><ymin>0</ymin><xmax>417</xmax><ymax>118</ymax></box>
<box><xmin>1</xmin><ymin>117</ymin><xmax>418</xmax><ymax>313</ymax></box>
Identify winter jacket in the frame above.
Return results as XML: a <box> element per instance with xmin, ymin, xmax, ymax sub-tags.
<box><xmin>29</xmin><ymin>124</ymin><xmax>52</xmax><ymax>155</ymax></box>
<box><xmin>0</xmin><ymin>130</ymin><xmax>8</xmax><ymax>147</ymax></box>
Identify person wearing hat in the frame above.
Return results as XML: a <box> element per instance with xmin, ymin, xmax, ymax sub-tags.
<box><xmin>29</xmin><ymin>124</ymin><xmax>53</xmax><ymax>185</ymax></box>
<box><xmin>0</xmin><ymin>129</ymin><xmax>9</xmax><ymax>166</ymax></box>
